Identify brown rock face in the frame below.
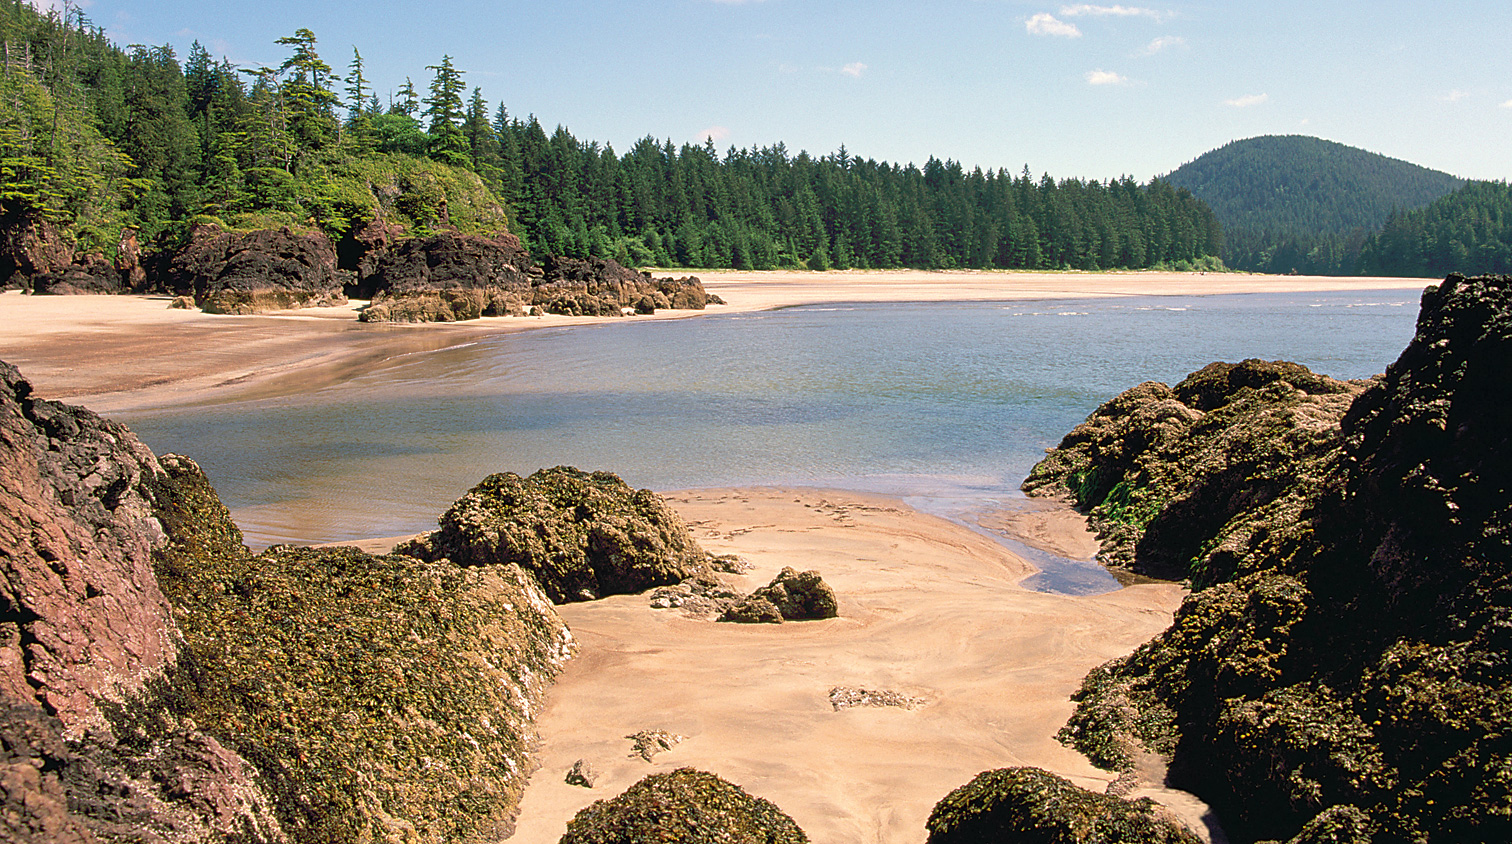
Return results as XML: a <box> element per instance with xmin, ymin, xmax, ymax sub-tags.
<box><xmin>30</xmin><ymin>254</ymin><xmax>127</xmax><ymax>295</ymax></box>
<box><xmin>721</xmin><ymin>567</ymin><xmax>839</xmax><ymax>623</ymax></box>
<box><xmin>157</xmin><ymin>224</ymin><xmax>347</xmax><ymax>314</ymax></box>
<box><xmin>0</xmin><ymin>361</ymin><xmax>174</xmax><ymax>736</ymax></box>
<box><xmin>0</xmin><ymin>361</ymin><xmax>287</xmax><ymax>843</ymax></box>
<box><xmin>0</xmin><ymin>215</ymin><xmax>74</xmax><ymax>290</ymax></box>
<box><xmin>534</xmin><ymin>255</ymin><xmax>714</xmax><ymax>316</ymax></box>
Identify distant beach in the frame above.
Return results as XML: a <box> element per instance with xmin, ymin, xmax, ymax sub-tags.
<box><xmin>1</xmin><ymin>270</ymin><xmax>1429</xmax><ymax>413</ymax></box>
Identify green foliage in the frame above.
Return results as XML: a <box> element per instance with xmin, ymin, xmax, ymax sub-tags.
<box><xmin>925</xmin><ymin>767</ymin><xmax>1201</xmax><ymax>843</ymax></box>
<box><xmin>561</xmin><ymin>768</ymin><xmax>809</xmax><ymax>844</ymax></box>
<box><xmin>1166</xmin><ymin>135</ymin><xmax>1464</xmax><ymax>275</ymax></box>
<box><xmin>1356</xmin><ymin>180</ymin><xmax>1512</xmax><ymax>277</ymax></box>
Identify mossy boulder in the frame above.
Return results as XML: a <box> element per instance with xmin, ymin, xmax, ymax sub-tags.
<box><xmin>397</xmin><ymin>466</ymin><xmax>711</xmax><ymax>603</ymax></box>
<box><xmin>1047</xmin><ymin>275</ymin><xmax>1512</xmax><ymax>844</ymax></box>
<box><xmin>720</xmin><ymin>567</ymin><xmax>838</xmax><ymax>623</ymax></box>
<box><xmin>560</xmin><ymin>767</ymin><xmax>808</xmax><ymax>844</ymax></box>
<box><xmin>925</xmin><ymin>767</ymin><xmax>1200</xmax><ymax>844</ymax></box>
<box><xmin>1024</xmin><ymin>358</ymin><xmax>1368</xmax><ymax>583</ymax></box>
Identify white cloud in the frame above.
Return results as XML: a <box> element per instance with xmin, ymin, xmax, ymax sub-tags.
<box><xmin>1026</xmin><ymin>13</ymin><xmax>1082</xmax><ymax>37</ymax></box>
<box><xmin>697</xmin><ymin>126</ymin><xmax>731</xmax><ymax>143</ymax></box>
<box><xmin>1086</xmin><ymin>69</ymin><xmax>1128</xmax><ymax>86</ymax></box>
<box><xmin>841</xmin><ymin>62</ymin><xmax>868</xmax><ymax>78</ymax></box>
<box><xmin>1500</xmin><ymin>98</ymin><xmax>1512</xmax><ymax>109</ymax></box>
<box><xmin>1225</xmin><ymin>93</ymin><xmax>1270</xmax><ymax>107</ymax></box>
<box><xmin>1441</xmin><ymin>90</ymin><xmax>1470</xmax><ymax>102</ymax></box>
<box><xmin>1060</xmin><ymin>4</ymin><xmax>1165</xmax><ymax>19</ymax></box>
<box><xmin>1139</xmin><ymin>35</ymin><xmax>1186</xmax><ymax>55</ymax></box>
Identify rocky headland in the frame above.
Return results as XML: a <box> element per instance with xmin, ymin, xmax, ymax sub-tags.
<box><xmin>1021</xmin><ymin>273</ymin><xmax>1511</xmax><ymax>844</ymax></box>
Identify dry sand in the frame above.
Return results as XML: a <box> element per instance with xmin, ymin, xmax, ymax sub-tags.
<box><xmin>506</xmin><ymin>488</ymin><xmax>1198</xmax><ymax>843</ymax></box>
<box><xmin>1</xmin><ymin>270</ymin><xmax>1432</xmax><ymax>413</ymax></box>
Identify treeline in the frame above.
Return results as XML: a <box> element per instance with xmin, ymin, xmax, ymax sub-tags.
<box><xmin>1356</xmin><ymin>180</ymin><xmax>1512</xmax><ymax>277</ymax></box>
<box><xmin>1</xmin><ymin>2</ymin><xmax>1221</xmax><ymax>271</ymax></box>
<box><xmin>1166</xmin><ymin>135</ymin><xmax>1463</xmax><ymax>275</ymax></box>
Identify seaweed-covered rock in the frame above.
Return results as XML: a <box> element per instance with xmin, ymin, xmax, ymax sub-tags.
<box><xmin>357</xmin><ymin>231</ymin><xmax>535</xmax><ymax>322</ymax></box>
<box><xmin>925</xmin><ymin>767</ymin><xmax>1201</xmax><ymax>844</ymax></box>
<box><xmin>1023</xmin><ymin>358</ymin><xmax>1367</xmax><ymax>583</ymax></box>
<box><xmin>533</xmin><ymin>255</ymin><xmax>716</xmax><ymax>316</ymax></box>
<box><xmin>397</xmin><ymin>466</ymin><xmax>710</xmax><ymax>603</ymax></box>
<box><xmin>1047</xmin><ymin>276</ymin><xmax>1512</xmax><ymax>844</ymax></box>
<box><xmin>720</xmin><ymin>567</ymin><xmax>839</xmax><ymax>623</ymax></box>
<box><xmin>560</xmin><ymin>767</ymin><xmax>809</xmax><ymax>844</ymax></box>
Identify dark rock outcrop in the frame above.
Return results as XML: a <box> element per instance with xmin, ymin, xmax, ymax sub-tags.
<box><xmin>356</xmin><ymin>231</ymin><xmax>536</xmax><ymax>322</ymax></box>
<box><xmin>30</xmin><ymin>254</ymin><xmax>128</xmax><ymax>294</ymax></box>
<box><xmin>560</xmin><ymin>767</ymin><xmax>809</xmax><ymax>844</ymax></box>
<box><xmin>925</xmin><ymin>767</ymin><xmax>1201</xmax><ymax>844</ymax></box>
<box><xmin>0</xmin><ymin>215</ymin><xmax>75</xmax><ymax>290</ymax></box>
<box><xmin>534</xmin><ymin>255</ymin><xmax>716</xmax><ymax>316</ymax></box>
<box><xmin>1038</xmin><ymin>275</ymin><xmax>1512</xmax><ymax>844</ymax></box>
<box><xmin>156</xmin><ymin>224</ymin><xmax>347</xmax><ymax>314</ymax></box>
<box><xmin>720</xmin><ymin>566</ymin><xmax>839</xmax><ymax>623</ymax></box>
<box><xmin>396</xmin><ymin>466</ymin><xmax>711</xmax><ymax>603</ymax></box>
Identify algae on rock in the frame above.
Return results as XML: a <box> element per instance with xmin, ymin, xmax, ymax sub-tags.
<box><xmin>397</xmin><ymin>466</ymin><xmax>711</xmax><ymax>603</ymax></box>
<box><xmin>1037</xmin><ymin>275</ymin><xmax>1512</xmax><ymax>844</ymax></box>
<box><xmin>560</xmin><ymin>767</ymin><xmax>809</xmax><ymax>844</ymax></box>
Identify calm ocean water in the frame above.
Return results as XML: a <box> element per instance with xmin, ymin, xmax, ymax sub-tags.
<box><xmin>119</xmin><ymin>288</ymin><xmax>1424</xmax><ymax>589</ymax></box>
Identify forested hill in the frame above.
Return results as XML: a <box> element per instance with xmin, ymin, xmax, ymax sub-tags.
<box><xmin>1165</xmin><ymin>135</ymin><xmax>1463</xmax><ymax>275</ymax></box>
<box><xmin>1356</xmin><ymin>180</ymin><xmax>1512</xmax><ymax>277</ymax></box>
<box><xmin>0</xmin><ymin>3</ymin><xmax>1221</xmax><ymax>278</ymax></box>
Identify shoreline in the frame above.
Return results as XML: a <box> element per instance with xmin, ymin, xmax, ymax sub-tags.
<box><xmin>0</xmin><ymin>270</ymin><xmax>1431</xmax><ymax>414</ymax></box>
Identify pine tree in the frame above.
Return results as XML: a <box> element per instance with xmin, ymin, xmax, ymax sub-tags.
<box><xmin>423</xmin><ymin>55</ymin><xmax>467</xmax><ymax>168</ymax></box>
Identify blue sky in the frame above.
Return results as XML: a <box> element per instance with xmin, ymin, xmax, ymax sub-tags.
<box><xmin>49</xmin><ymin>0</ymin><xmax>1512</xmax><ymax>181</ymax></box>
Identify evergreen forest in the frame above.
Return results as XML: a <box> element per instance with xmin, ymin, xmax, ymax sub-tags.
<box><xmin>1165</xmin><ymin>135</ymin><xmax>1464</xmax><ymax>276</ymax></box>
<box><xmin>1356</xmin><ymin>180</ymin><xmax>1512</xmax><ymax>277</ymax></box>
<box><xmin>0</xmin><ymin>3</ymin><xmax>1223</xmax><ymax>275</ymax></box>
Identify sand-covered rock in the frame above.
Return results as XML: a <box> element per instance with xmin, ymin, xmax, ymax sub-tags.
<box><xmin>560</xmin><ymin>768</ymin><xmax>809</xmax><ymax>844</ymax></box>
<box><xmin>720</xmin><ymin>566</ymin><xmax>838</xmax><ymax>623</ymax></box>
<box><xmin>397</xmin><ymin>466</ymin><xmax>711</xmax><ymax>603</ymax></box>
<box><xmin>1042</xmin><ymin>275</ymin><xmax>1512</xmax><ymax>844</ymax></box>
<box><xmin>154</xmin><ymin>223</ymin><xmax>347</xmax><ymax>314</ymax></box>
<box><xmin>925</xmin><ymin>767</ymin><xmax>1201</xmax><ymax>844</ymax></box>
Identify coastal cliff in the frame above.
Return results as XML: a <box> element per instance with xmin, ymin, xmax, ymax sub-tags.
<box><xmin>1024</xmin><ymin>274</ymin><xmax>1511</xmax><ymax>843</ymax></box>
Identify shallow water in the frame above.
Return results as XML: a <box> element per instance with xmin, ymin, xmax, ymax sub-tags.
<box><xmin>120</xmin><ymin>289</ymin><xmax>1422</xmax><ymax>590</ymax></box>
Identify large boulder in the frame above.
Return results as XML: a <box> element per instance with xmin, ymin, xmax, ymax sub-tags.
<box><xmin>560</xmin><ymin>768</ymin><xmax>809</xmax><ymax>844</ymax></box>
<box><xmin>396</xmin><ymin>466</ymin><xmax>711</xmax><ymax>603</ymax></box>
<box><xmin>925</xmin><ymin>768</ymin><xmax>1200</xmax><ymax>844</ymax></box>
<box><xmin>533</xmin><ymin>255</ymin><xmax>716</xmax><ymax>316</ymax></box>
<box><xmin>357</xmin><ymin>231</ymin><xmax>535</xmax><ymax>322</ymax></box>
<box><xmin>1045</xmin><ymin>275</ymin><xmax>1512</xmax><ymax>844</ymax></box>
<box><xmin>156</xmin><ymin>224</ymin><xmax>347</xmax><ymax>314</ymax></box>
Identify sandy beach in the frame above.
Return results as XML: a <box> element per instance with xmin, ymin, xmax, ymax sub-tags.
<box><xmin>1</xmin><ymin>269</ymin><xmax>1431</xmax><ymax>413</ymax></box>
<box><xmin>0</xmin><ymin>270</ymin><xmax>1430</xmax><ymax>841</ymax></box>
<box><xmin>507</xmin><ymin>487</ymin><xmax>1194</xmax><ymax>843</ymax></box>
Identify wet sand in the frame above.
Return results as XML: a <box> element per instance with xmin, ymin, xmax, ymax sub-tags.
<box><xmin>505</xmin><ymin>487</ymin><xmax>1199</xmax><ymax>843</ymax></box>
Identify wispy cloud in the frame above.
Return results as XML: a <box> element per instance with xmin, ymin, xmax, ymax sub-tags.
<box><xmin>1441</xmin><ymin>90</ymin><xmax>1470</xmax><ymax>103</ymax></box>
<box><xmin>1060</xmin><ymin>4</ymin><xmax>1166</xmax><ymax>20</ymax></box>
<box><xmin>1026</xmin><ymin>13</ymin><xmax>1082</xmax><ymax>37</ymax></box>
<box><xmin>1225</xmin><ymin>93</ymin><xmax>1269</xmax><ymax>107</ymax></box>
<box><xmin>1501</xmin><ymin>98</ymin><xmax>1512</xmax><ymax>109</ymax></box>
<box><xmin>697</xmin><ymin>126</ymin><xmax>732</xmax><ymax>143</ymax></box>
<box><xmin>1086</xmin><ymin>69</ymin><xmax>1129</xmax><ymax>86</ymax></box>
<box><xmin>841</xmin><ymin>62</ymin><xmax>868</xmax><ymax>78</ymax></box>
<box><xmin>1139</xmin><ymin>35</ymin><xmax>1186</xmax><ymax>55</ymax></box>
